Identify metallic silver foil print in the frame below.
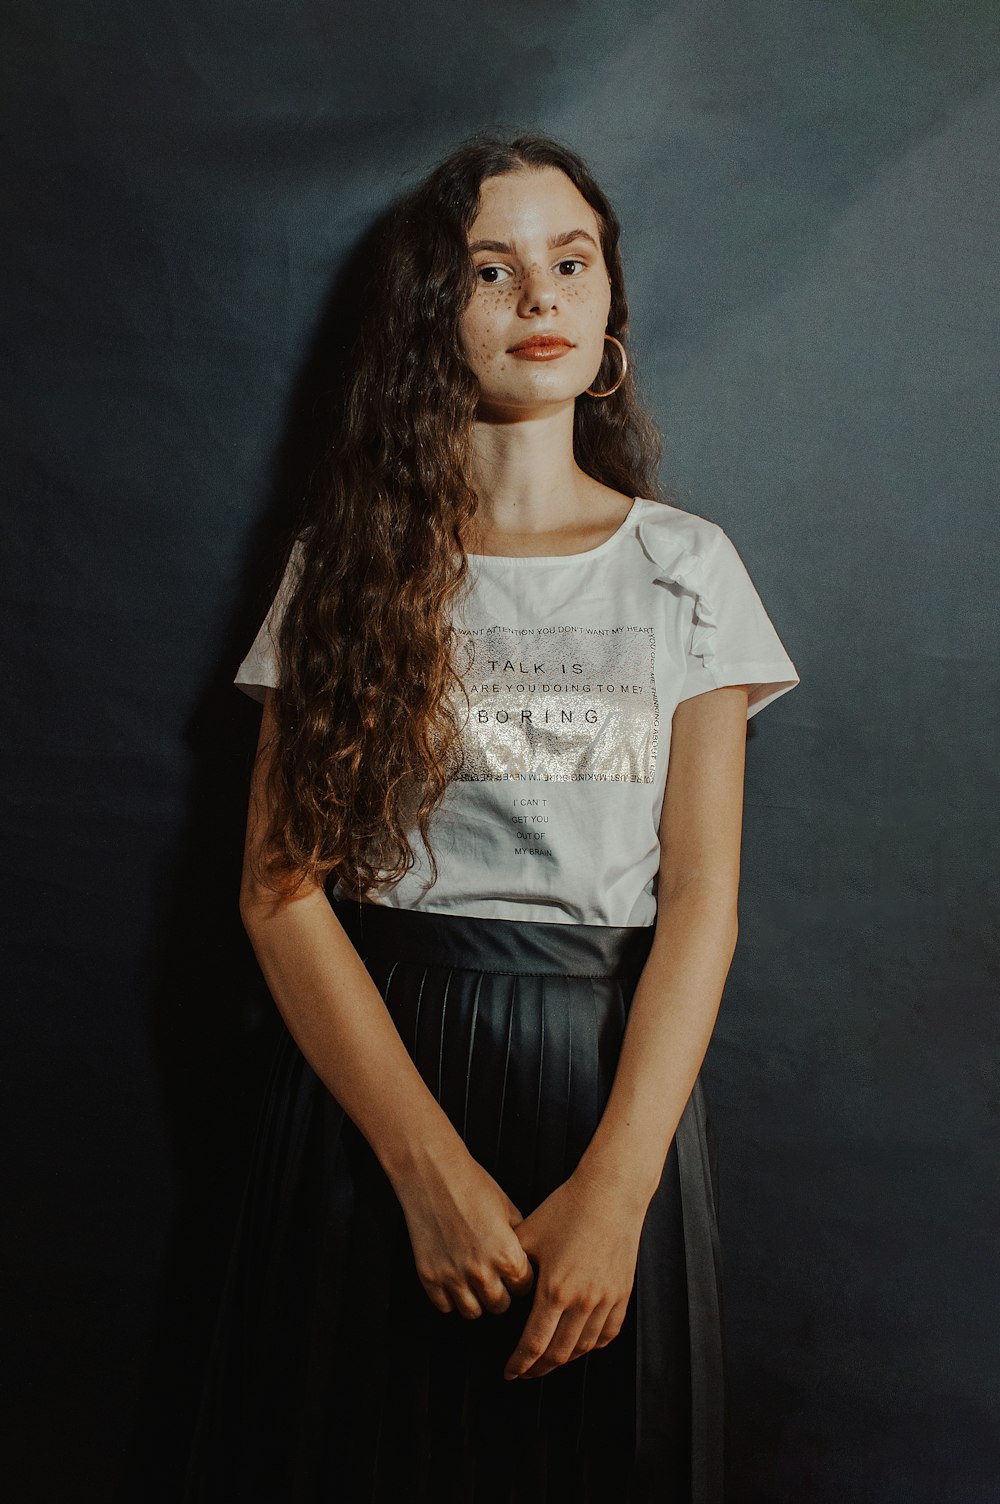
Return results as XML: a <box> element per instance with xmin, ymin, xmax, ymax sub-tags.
<box><xmin>451</xmin><ymin>624</ymin><xmax>659</xmax><ymax>783</ymax></box>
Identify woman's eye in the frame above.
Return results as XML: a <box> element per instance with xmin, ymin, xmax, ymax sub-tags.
<box><xmin>475</xmin><ymin>258</ymin><xmax>587</xmax><ymax>286</ymax></box>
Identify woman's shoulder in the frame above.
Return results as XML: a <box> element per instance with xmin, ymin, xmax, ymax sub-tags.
<box><xmin>631</xmin><ymin>496</ymin><xmax>727</xmax><ymax>584</ymax></box>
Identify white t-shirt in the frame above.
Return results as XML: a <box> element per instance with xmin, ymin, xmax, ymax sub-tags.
<box><xmin>234</xmin><ymin>495</ymin><xmax>800</xmax><ymax>926</ymax></box>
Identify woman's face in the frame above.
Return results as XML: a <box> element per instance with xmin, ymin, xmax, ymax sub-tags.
<box><xmin>457</xmin><ymin>165</ymin><xmax>613</xmax><ymax>415</ymax></box>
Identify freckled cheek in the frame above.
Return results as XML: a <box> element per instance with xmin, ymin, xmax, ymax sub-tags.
<box><xmin>562</xmin><ymin>284</ymin><xmax>602</xmax><ymax>313</ymax></box>
<box><xmin>460</xmin><ymin>313</ymin><xmax>488</xmax><ymax>360</ymax></box>
<box><xmin>466</xmin><ymin>308</ymin><xmax>513</xmax><ymax>366</ymax></box>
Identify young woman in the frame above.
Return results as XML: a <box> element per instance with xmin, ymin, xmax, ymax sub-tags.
<box><xmin>183</xmin><ymin>132</ymin><xmax>799</xmax><ymax>1503</ymax></box>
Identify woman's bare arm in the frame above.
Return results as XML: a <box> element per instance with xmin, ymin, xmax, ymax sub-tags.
<box><xmin>497</xmin><ymin>684</ymin><xmax>750</xmax><ymax>1378</ymax></box>
<box><xmin>237</xmin><ymin>689</ymin><xmax>536</xmax><ymax>1319</ymax></box>
<box><xmin>569</xmin><ymin>683</ymin><xmax>749</xmax><ymax>1209</ymax></box>
<box><xmin>238</xmin><ymin>688</ymin><xmax>468</xmax><ymax>1191</ymax></box>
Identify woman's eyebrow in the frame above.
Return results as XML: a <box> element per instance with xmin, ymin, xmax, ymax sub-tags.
<box><xmin>468</xmin><ymin>228</ymin><xmax>599</xmax><ymax>254</ymax></box>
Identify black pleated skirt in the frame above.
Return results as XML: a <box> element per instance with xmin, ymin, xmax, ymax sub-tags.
<box><xmin>182</xmin><ymin>900</ymin><xmax>725</xmax><ymax>1503</ymax></box>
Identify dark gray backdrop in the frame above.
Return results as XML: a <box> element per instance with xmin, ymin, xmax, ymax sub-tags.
<box><xmin>4</xmin><ymin>2</ymin><xmax>998</xmax><ymax>1500</ymax></box>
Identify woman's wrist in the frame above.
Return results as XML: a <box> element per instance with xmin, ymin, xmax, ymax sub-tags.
<box><xmin>376</xmin><ymin>1112</ymin><xmax>471</xmax><ymax>1197</ymax></box>
<box><xmin>569</xmin><ymin>1145</ymin><xmax>660</xmax><ymax>1218</ymax></box>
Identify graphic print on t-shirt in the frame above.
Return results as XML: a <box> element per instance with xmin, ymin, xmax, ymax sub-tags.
<box><xmin>452</xmin><ymin>623</ymin><xmax>659</xmax><ymax>784</ymax></box>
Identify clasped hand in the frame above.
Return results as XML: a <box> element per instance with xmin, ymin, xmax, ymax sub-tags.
<box><xmin>500</xmin><ymin>1171</ymin><xmax>646</xmax><ymax>1380</ymax></box>
<box><xmin>399</xmin><ymin>1148</ymin><xmax>647</xmax><ymax>1382</ymax></box>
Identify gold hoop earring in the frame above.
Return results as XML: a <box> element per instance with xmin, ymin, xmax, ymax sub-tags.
<box><xmin>585</xmin><ymin>334</ymin><xmax>628</xmax><ymax>398</ymax></box>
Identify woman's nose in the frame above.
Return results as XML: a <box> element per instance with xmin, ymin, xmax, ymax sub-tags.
<box><xmin>518</xmin><ymin>264</ymin><xmax>558</xmax><ymax>314</ymax></box>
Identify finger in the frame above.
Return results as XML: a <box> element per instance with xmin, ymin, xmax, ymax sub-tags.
<box><xmin>504</xmin><ymin>1249</ymin><xmax>537</xmax><ymax>1298</ymax></box>
<box><xmin>423</xmin><ymin>1284</ymin><xmax>454</xmax><ymax>1315</ymax></box>
<box><xmin>450</xmin><ymin>1286</ymin><xmax>484</xmax><ymax>1320</ymax></box>
<box><xmin>470</xmin><ymin>1240</ymin><xmax>536</xmax><ymax>1315</ymax></box>
<box><xmin>517</xmin><ymin>1305</ymin><xmax>591</xmax><ymax>1380</ymax></box>
<box><xmin>592</xmin><ymin>1297</ymin><xmax>628</xmax><ymax>1350</ymax></box>
<box><xmin>567</xmin><ymin>1300</ymin><xmax>614</xmax><ymax>1359</ymax></box>
<box><xmin>470</xmin><ymin>1271</ymin><xmax>513</xmax><ymax>1316</ymax></box>
<box><xmin>503</xmin><ymin>1290</ymin><xmax>565</xmax><ymax>1380</ymax></box>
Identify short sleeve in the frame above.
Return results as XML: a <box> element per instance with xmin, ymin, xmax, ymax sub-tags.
<box><xmin>233</xmin><ymin>537</ymin><xmax>306</xmax><ymax>703</ymax></box>
<box><xmin>673</xmin><ymin>526</ymin><xmax>800</xmax><ymax>718</ymax></box>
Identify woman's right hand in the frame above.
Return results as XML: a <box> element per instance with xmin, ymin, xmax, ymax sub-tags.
<box><xmin>394</xmin><ymin>1142</ymin><xmax>537</xmax><ymax>1318</ymax></box>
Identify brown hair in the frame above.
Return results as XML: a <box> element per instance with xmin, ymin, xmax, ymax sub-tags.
<box><xmin>249</xmin><ymin>129</ymin><xmax>670</xmax><ymax>901</ymax></box>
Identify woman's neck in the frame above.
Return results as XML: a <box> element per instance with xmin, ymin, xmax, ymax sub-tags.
<box><xmin>465</xmin><ymin>403</ymin><xmax>602</xmax><ymax>546</ymax></box>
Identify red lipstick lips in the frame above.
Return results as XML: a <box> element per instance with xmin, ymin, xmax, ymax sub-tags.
<box><xmin>509</xmin><ymin>334</ymin><xmax>574</xmax><ymax>360</ymax></box>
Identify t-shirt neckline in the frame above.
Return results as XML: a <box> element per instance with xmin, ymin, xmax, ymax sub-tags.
<box><xmin>466</xmin><ymin>496</ymin><xmax>644</xmax><ymax>566</ymax></box>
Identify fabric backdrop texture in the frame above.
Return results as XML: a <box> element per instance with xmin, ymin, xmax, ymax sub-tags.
<box><xmin>3</xmin><ymin>2</ymin><xmax>997</xmax><ymax>1501</ymax></box>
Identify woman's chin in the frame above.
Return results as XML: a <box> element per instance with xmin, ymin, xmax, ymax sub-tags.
<box><xmin>473</xmin><ymin>383</ymin><xmax>585</xmax><ymax>420</ymax></box>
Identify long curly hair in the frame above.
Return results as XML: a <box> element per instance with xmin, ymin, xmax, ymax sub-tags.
<box><xmin>248</xmin><ymin>129</ymin><xmax>671</xmax><ymax>902</ymax></box>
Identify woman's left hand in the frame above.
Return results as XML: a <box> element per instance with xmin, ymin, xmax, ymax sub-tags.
<box><xmin>503</xmin><ymin>1167</ymin><xmax>649</xmax><ymax>1380</ymax></box>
